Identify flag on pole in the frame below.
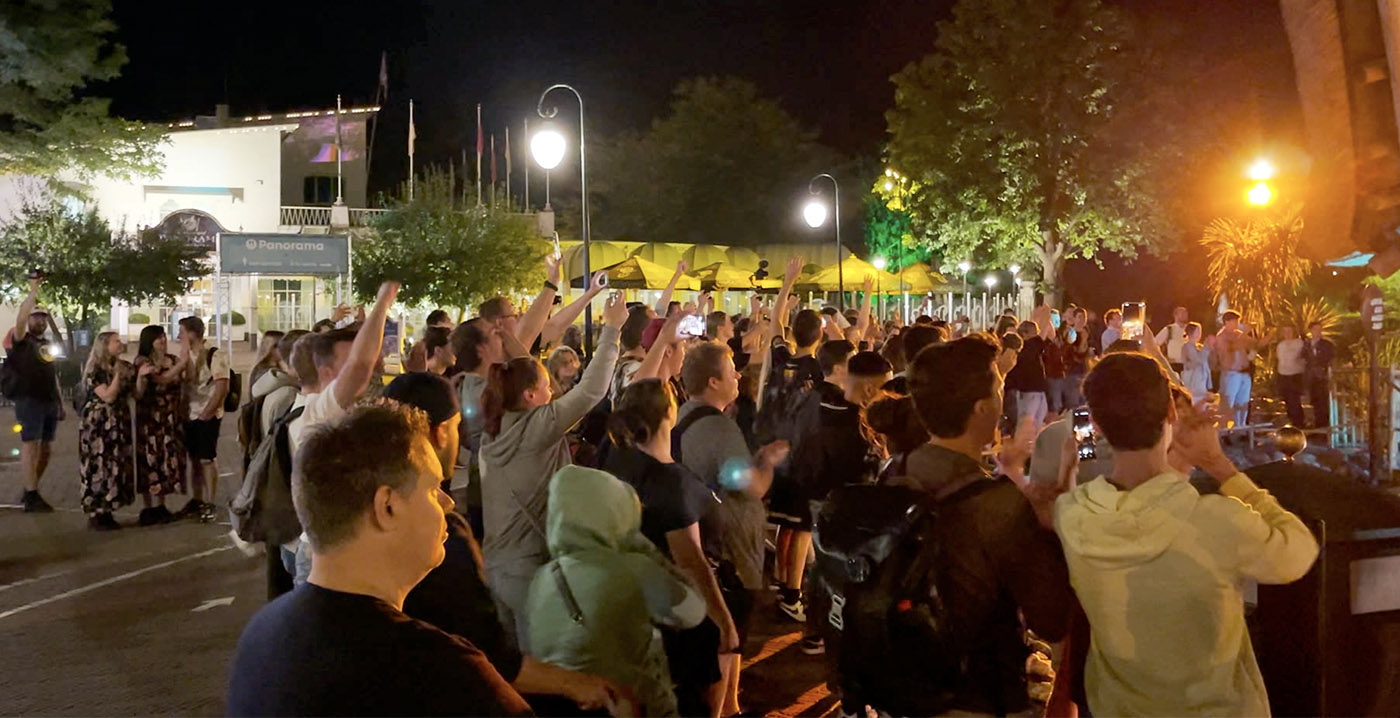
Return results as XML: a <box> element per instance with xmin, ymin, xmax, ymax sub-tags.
<box><xmin>378</xmin><ymin>51</ymin><xmax>389</xmax><ymax>100</ymax></box>
<box><xmin>408</xmin><ymin>100</ymin><xmax>416</xmax><ymax>157</ymax></box>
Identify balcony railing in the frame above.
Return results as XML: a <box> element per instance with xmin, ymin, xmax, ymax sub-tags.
<box><xmin>279</xmin><ymin>206</ymin><xmax>387</xmax><ymax>228</ymax></box>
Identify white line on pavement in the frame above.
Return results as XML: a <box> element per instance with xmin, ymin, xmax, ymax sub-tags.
<box><xmin>0</xmin><ymin>568</ymin><xmax>77</xmax><ymax>594</ymax></box>
<box><xmin>0</xmin><ymin>545</ymin><xmax>234</xmax><ymax>621</ymax></box>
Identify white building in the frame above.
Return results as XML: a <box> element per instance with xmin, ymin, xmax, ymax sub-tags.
<box><xmin>0</xmin><ymin>103</ymin><xmax>379</xmax><ymax>344</ymax></box>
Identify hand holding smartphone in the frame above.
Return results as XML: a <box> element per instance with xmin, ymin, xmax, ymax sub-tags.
<box><xmin>1072</xmin><ymin>407</ymin><xmax>1096</xmax><ymax>460</ymax></box>
<box><xmin>1121</xmin><ymin>301</ymin><xmax>1145</xmax><ymax>341</ymax></box>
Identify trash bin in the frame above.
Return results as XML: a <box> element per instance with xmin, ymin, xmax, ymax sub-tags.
<box><xmin>1247</xmin><ymin>460</ymin><xmax>1400</xmax><ymax>717</ymax></box>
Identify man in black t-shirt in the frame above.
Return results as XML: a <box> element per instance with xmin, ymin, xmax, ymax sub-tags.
<box><xmin>1004</xmin><ymin>309</ymin><xmax>1056</xmax><ymax>428</ymax></box>
<box><xmin>228</xmin><ymin>403</ymin><xmax>534</xmax><ymax>717</ymax></box>
<box><xmin>7</xmin><ymin>276</ymin><xmax>62</xmax><ymax>512</ymax></box>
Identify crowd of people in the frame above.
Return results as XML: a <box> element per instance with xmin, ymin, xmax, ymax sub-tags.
<box><xmin>4</xmin><ymin>251</ymin><xmax>1331</xmax><ymax>716</ymax></box>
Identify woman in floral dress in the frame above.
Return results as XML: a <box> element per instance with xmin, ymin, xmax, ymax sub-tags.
<box><xmin>133</xmin><ymin>325</ymin><xmax>189</xmax><ymax>525</ymax></box>
<box><xmin>79</xmin><ymin>331</ymin><xmax>136</xmax><ymax>530</ymax></box>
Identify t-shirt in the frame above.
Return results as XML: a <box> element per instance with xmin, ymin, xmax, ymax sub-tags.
<box><xmin>610</xmin><ymin>357</ymin><xmax>644</xmax><ymax>404</ymax></box>
<box><xmin>287</xmin><ymin>378</ymin><xmax>348</xmax><ymax>459</ymax></box>
<box><xmin>188</xmin><ymin>346</ymin><xmax>231</xmax><ymax>420</ymax></box>
<box><xmin>1101</xmin><ymin>326</ymin><xmax>1122</xmax><ymax>349</ymax></box>
<box><xmin>227</xmin><ymin>583</ymin><xmax>532</xmax><ymax>717</ymax></box>
<box><xmin>605</xmin><ymin>445</ymin><xmax>719</xmax><ymax>558</ymax></box>
<box><xmin>6</xmin><ymin>334</ymin><xmax>59</xmax><ymax>402</ymax></box>
<box><xmin>786</xmin><ymin>354</ymin><xmax>823</xmax><ymax>388</ymax></box>
<box><xmin>1155</xmin><ymin>323</ymin><xmax>1190</xmax><ymax>363</ymax></box>
<box><xmin>1006</xmin><ymin>336</ymin><xmax>1048</xmax><ymax>393</ymax></box>
<box><xmin>676</xmin><ymin>400</ymin><xmax>767</xmax><ymax>590</ymax></box>
<box><xmin>1277</xmin><ymin>338</ymin><xmax>1306</xmax><ymax>376</ymax></box>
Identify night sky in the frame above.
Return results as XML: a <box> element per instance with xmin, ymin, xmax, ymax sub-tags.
<box><xmin>100</xmin><ymin>0</ymin><xmax>1305</xmax><ymax>312</ymax></box>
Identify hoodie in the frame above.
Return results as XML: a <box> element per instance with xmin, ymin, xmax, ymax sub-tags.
<box><xmin>480</xmin><ymin>326</ymin><xmax>620</xmax><ymax>571</ymax></box>
<box><xmin>1054</xmin><ymin>472</ymin><xmax>1319</xmax><ymax>716</ymax></box>
<box><xmin>526</xmin><ymin>466</ymin><xmax>705</xmax><ymax>717</ymax></box>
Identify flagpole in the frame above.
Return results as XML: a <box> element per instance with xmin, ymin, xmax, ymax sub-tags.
<box><xmin>408</xmin><ymin>99</ymin><xmax>415</xmax><ymax>201</ymax></box>
<box><xmin>523</xmin><ymin>117</ymin><xmax>530</xmax><ymax>211</ymax></box>
<box><xmin>335</xmin><ymin>94</ymin><xmax>344</xmax><ymax>203</ymax></box>
<box><xmin>505</xmin><ymin>126</ymin><xmax>512</xmax><ymax>210</ymax></box>
<box><xmin>475</xmin><ymin>104</ymin><xmax>483</xmax><ymax>206</ymax></box>
<box><xmin>368</xmin><ymin>51</ymin><xmax>388</xmax><ymax>184</ymax></box>
<box><xmin>489</xmin><ymin>134</ymin><xmax>496</xmax><ymax>207</ymax></box>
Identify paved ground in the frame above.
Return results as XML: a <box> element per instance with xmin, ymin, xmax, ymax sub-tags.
<box><xmin>0</xmin><ymin>409</ymin><xmax>830</xmax><ymax>717</ymax></box>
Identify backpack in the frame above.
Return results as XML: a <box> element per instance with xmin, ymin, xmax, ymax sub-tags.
<box><xmin>229</xmin><ymin>405</ymin><xmax>305</xmax><ymax>545</ymax></box>
<box><xmin>0</xmin><ymin>358</ymin><xmax>16</xmax><ymax>400</ymax></box>
<box><xmin>205</xmin><ymin>348</ymin><xmax>242</xmax><ymax>413</ymax></box>
<box><xmin>813</xmin><ymin>474</ymin><xmax>995</xmax><ymax>717</ymax></box>
<box><xmin>237</xmin><ymin>392</ymin><xmax>271</xmax><ymax>470</ymax></box>
<box><xmin>755</xmin><ymin>358</ymin><xmax>817</xmax><ymax>445</ymax></box>
<box><xmin>671</xmin><ymin>404</ymin><xmax>723</xmax><ymax>466</ymax></box>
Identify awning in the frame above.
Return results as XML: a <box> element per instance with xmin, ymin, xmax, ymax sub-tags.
<box><xmin>574</xmin><ymin>256</ymin><xmax>699</xmax><ymax>290</ymax></box>
<box><xmin>688</xmin><ymin>262</ymin><xmax>782</xmax><ymax>291</ymax></box>
<box><xmin>794</xmin><ymin>256</ymin><xmax>901</xmax><ymax>293</ymax></box>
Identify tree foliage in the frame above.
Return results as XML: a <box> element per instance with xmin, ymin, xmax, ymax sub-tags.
<box><xmin>1200</xmin><ymin>207</ymin><xmax>1311</xmax><ymax>328</ymax></box>
<box><xmin>0</xmin><ymin>194</ymin><xmax>210</xmax><ymax>334</ymax></box>
<box><xmin>0</xmin><ymin>0</ymin><xmax>165</xmax><ymax>179</ymax></box>
<box><xmin>591</xmin><ymin>76</ymin><xmax>848</xmax><ymax>246</ymax></box>
<box><xmin>356</xmin><ymin>168</ymin><xmax>546</xmax><ymax>309</ymax></box>
<box><xmin>885</xmin><ymin>0</ymin><xmax>1175</xmax><ymax>303</ymax></box>
<box><xmin>862</xmin><ymin>194</ymin><xmax>929</xmax><ymax>271</ymax></box>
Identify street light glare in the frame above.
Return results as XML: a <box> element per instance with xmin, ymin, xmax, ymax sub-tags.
<box><xmin>530</xmin><ymin>128</ymin><xmax>566</xmax><ymax>170</ymax></box>
<box><xmin>984</xmin><ymin>276</ymin><xmax>998</xmax><ymax>289</ymax></box>
<box><xmin>957</xmin><ymin>261</ymin><xmax>971</xmax><ymax>274</ymax></box>
<box><xmin>1247</xmin><ymin>158</ymin><xmax>1276</xmax><ymax>181</ymax></box>
<box><xmin>1247</xmin><ymin>181</ymin><xmax>1274</xmax><ymax>206</ymax></box>
<box><xmin>1009</xmin><ymin>264</ymin><xmax>1020</xmax><ymax>275</ymax></box>
<box><xmin>872</xmin><ymin>256</ymin><xmax>888</xmax><ymax>270</ymax></box>
<box><xmin>883</xmin><ymin>181</ymin><xmax>894</xmax><ymax>191</ymax></box>
<box><xmin>803</xmin><ymin>200</ymin><xmax>828</xmax><ymax>229</ymax></box>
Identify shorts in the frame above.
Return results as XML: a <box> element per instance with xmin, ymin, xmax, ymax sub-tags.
<box><xmin>663</xmin><ymin>618</ymin><xmax>723</xmax><ymax>690</ymax></box>
<box><xmin>185</xmin><ymin>417</ymin><xmax>221</xmax><ymax>461</ymax></box>
<box><xmin>716</xmin><ymin>560</ymin><xmax>757</xmax><ymax>646</ymax></box>
<box><xmin>768</xmin><ymin>471</ymin><xmax>813</xmax><ymax>531</ymax></box>
<box><xmin>14</xmin><ymin>398</ymin><xmax>59</xmax><ymax>443</ymax></box>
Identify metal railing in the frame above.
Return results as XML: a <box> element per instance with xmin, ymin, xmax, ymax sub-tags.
<box><xmin>278</xmin><ymin>206</ymin><xmax>387</xmax><ymax>228</ymax></box>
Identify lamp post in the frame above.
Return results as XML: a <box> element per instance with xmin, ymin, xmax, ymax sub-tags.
<box><xmin>957</xmin><ymin>261</ymin><xmax>971</xmax><ymax>319</ymax></box>
<box><xmin>805</xmin><ymin>173</ymin><xmax>843</xmax><ymax>310</ymax></box>
<box><xmin>533</xmin><ymin>84</ymin><xmax>592</xmax><ymax>357</ymax></box>
<box><xmin>983</xmin><ymin>275</ymin><xmax>998</xmax><ymax>330</ymax></box>
<box><xmin>884</xmin><ymin>168</ymin><xmax>910</xmax><ymax>321</ymax></box>
<box><xmin>872</xmin><ymin>255</ymin><xmax>887</xmax><ymax>319</ymax></box>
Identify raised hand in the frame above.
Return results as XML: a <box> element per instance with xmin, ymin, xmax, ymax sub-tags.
<box><xmin>602</xmin><ymin>292</ymin><xmax>629</xmax><ymax>328</ymax></box>
<box><xmin>784</xmin><ymin>256</ymin><xmax>804</xmax><ymax>286</ymax></box>
<box><xmin>546</xmin><ymin>252</ymin><xmax>563</xmax><ymax>288</ymax></box>
<box><xmin>862</xmin><ymin>275</ymin><xmax>874</xmax><ymax>295</ymax></box>
<box><xmin>673</xmin><ymin>260</ymin><xmax>689</xmax><ymax>277</ymax></box>
<box><xmin>588</xmin><ymin>270</ymin><xmax>609</xmax><ymax>295</ymax></box>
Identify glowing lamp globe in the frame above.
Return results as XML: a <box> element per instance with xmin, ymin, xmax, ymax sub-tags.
<box><xmin>1247</xmin><ymin>182</ymin><xmax>1273</xmax><ymax>206</ymax></box>
<box><xmin>984</xmin><ymin>276</ymin><xmax>998</xmax><ymax>289</ymax></box>
<box><xmin>530</xmin><ymin>128</ymin><xmax>567</xmax><ymax>170</ymax></box>
<box><xmin>803</xmin><ymin>201</ymin><xmax>829</xmax><ymax>229</ymax></box>
<box><xmin>957</xmin><ymin>261</ymin><xmax>971</xmax><ymax>274</ymax></box>
<box><xmin>872</xmin><ymin>256</ymin><xmax>888</xmax><ymax>270</ymax></box>
<box><xmin>1009</xmin><ymin>264</ymin><xmax>1021</xmax><ymax>275</ymax></box>
<box><xmin>1247</xmin><ymin>158</ymin><xmax>1276</xmax><ymax>181</ymax></box>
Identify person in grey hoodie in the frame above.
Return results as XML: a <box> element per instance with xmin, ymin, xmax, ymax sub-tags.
<box><xmin>479</xmin><ymin>291</ymin><xmax>628</xmax><ymax>652</ymax></box>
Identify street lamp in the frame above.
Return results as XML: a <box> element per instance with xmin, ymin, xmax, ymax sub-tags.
<box><xmin>872</xmin><ymin>255</ymin><xmax>887</xmax><ymax>318</ymax></box>
<box><xmin>805</xmin><ymin>173</ymin><xmax>843</xmax><ymax>310</ymax></box>
<box><xmin>957</xmin><ymin>261</ymin><xmax>971</xmax><ymax>319</ymax></box>
<box><xmin>983</xmin><ymin>275</ymin><xmax>998</xmax><ymax>330</ymax></box>
<box><xmin>533</xmin><ymin>84</ymin><xmax>593</xmax><ymax>357</ymax></box>
<box><xmin>1009</xmin><ymin>264</ymin><xmax>1020</xmax><ymax>276</ymax></box>
<box><xmin>1247</xmin><ymin>181</ymin><xmax>1274</xmax><ymax>206</ymax></box>
<box><xmin>884</xmin><ymin>167</ymin><xmax>910</xmax><ymax>321</ymax></box>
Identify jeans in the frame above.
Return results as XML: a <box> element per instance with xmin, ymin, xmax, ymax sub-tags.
<box><xmin>1278</xmin><ymin>373</ymin><xmax>1306</xmax><ymax>427</ymax></box>
<box><xmin>1047</xmin><ymin>377</ymin><xmax>1078</xmax><ymax>414</ymax></box>
<box><xmin>1220</xmin><ymin>370</ymin><xmax>1253</xmax><ymax>427</ymax></box>
<box><xmin>1016</xmin><ymin>391</ymin><xmax>1048</xmax><ymax>427</ymax></box>
<box><xmin>1308</xmin><ymin>376</ymin><xmax>1331</xmax><ymax>428</ymax></box>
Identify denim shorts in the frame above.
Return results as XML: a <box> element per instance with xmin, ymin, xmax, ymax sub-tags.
<box><xmin>14</xmin><ymin>398</ymin><xmax>59</xmax><ymax>443</ymax></box>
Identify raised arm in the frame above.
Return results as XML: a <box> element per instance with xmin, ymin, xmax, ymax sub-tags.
<box><xmin>544</xmin><ymin>293</ymin><xmax>627</xmax><ymax>430</ymax></box>
<box><xmin>13</xmin><ymin>277</ymin><xmax>40</xmax><ymax>341</ymax></box>
<box><xmin>654</xmin><ymin>260</ymin><xmax>689</xmax><ymax>316</ymax></box>
<box><xmin>757</xmin><ymin>256</ymin><xmax>803</xmax><ymax>411</ymax></box>
<box><xmin>541</xmin><ymin>270</ymin><xmax>607</xmax><ymax>349</ymax></box>
<box><xmin>634</xmin><ymin>312</ymin><xmax>687</xmax><ymax>383</ymax></box>
<box><xmin>855</xmin><ymin>276</ymin><xmax>875</xmax><ymax>344</ymax></box>
<box><xmin>515</xmin><ymin>254</ymin><xmax>562</xmax><ymax>350</ymax></box>
<box><xmin>332</xmin><ymin>281</ymin><xmax>399</xmax><ymax>409</ymax></box>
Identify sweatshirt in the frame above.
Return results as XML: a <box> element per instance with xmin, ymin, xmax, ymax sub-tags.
<box><xmin>1054</xmin><ymin>472</ymin><xmax>1319</xmax><ymax>716</ymax></box>
<box><xmin>479</xmin><ymin>326</ymin><xmax>620</xmax><ymax>572</ymax></box>
<box><xmin>526</xmin><ymin>466</ymin><xmax>704</xmax><ymax>717</ymax></box>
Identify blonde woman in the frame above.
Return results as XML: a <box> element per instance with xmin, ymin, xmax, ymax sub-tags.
<box><xmin>546</xmin><ymin>345</ymin><xmax>582</xmax><ymax>398</ymax></box>
<box><xmin>247</xmin><ymin>330</ymin><xmax>286</xmax><ymax>388</ymax></box>
<box><xmin>79</xmin><ymin>331</ymin><xmax>135</xmax><ymax>530</ymax></box>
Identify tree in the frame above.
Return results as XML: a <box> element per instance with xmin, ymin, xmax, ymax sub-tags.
<box><xmin>1200</xmin><ymin>206</ymin><xmax>1311</xmax><ymax>328</ymax></box>
<box><xmin>0</xmin><ymin>195</ymin><xmax>211</xmax><ymax>340</ymax></box>
<box><xmin>0</xmin><ymin>0</ymin><xmax>165</xmax><ymax>179</ymax></box>
<box><xmin>355</xmin><ymin>168</ymin><xmax>546</xmax><ymax>310</ymax></box>
<box><xmin>885</xmin><ymin>0</ymin><xmax>1175</xmax><ymax>305</ymax></box>
<box><xmin>590</xmin><ymin>76</ymin><xmax>849</xmax><ymax>247</ymax></box>
<box><xmin>863</xmin><ymin>186</ymin><xmax>931</xmax><ymax>271</ymax></box>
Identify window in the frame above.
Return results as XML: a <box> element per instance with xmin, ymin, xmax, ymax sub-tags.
<box><xmin>258</xmin><ymin>279</ymin><xmax>310</xmax><ymax>331</ymax></box>
<box><xmin>302</xmin><ymin>176</ymin><xmax>336</xmax><ymax>205</ymax></box>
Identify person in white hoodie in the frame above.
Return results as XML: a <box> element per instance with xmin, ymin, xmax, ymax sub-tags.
<box><xmin>1054</xmin><ymin>353</ymin><xmax>1319</xmax><ymax>716</ymax></box>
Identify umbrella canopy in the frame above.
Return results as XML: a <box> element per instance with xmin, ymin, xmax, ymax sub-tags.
<box><xmin>890</xmin><ymin>262</ymin><xmax>945</xmax><ymax>294</ymax></box>
<box><xmin>630</xmin><ymin>242</ymin><xmax>686</xmax><ymax>269</ymax></box>
<box><xmin>724</xmin><ymin>246</ymin><xmax>762</xmax><ymax>271</ymax></box>
<box><xmin>689</xmin><ymin>262</ymin><xmax>782</xmax><ymax>291</ymax></box>
<box><xmin>562</xmin><ymin>241</ymin><xmax>631</xmax><ymax>282</ymax></box>
<box><xmin>794</xmin><ymin>256</ymin><xmax>901</xmax><ymax>293</ymax></box>
<box><xmin>574</xmin><ymin>256</ymin><xmax>700</xmax><ymax>290</ymax></box>
<box><xmin>683</xmin><ymin>244</ymin><xmax>730</xmax><ymax>269</ymax></box>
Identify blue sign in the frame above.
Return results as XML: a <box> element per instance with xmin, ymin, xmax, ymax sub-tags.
<box><xmin>219</xmin><ymin>234</ymin><xmax>349</xmax><ymax>275</ymax></box>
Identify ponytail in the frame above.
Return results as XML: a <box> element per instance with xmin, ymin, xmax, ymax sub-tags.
<box><xmin>481</xmin><ymin>357</ymin><xmax>544</xmax><ymax>437</ymax></box>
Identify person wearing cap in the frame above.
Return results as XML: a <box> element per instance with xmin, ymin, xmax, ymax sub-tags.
<box><xmin>378</xmin><ymin>372</ymin><xmax>619</xmax><ymax>713</ymax></box>
<box><xmin>8</xmin><ymin>275</ymin><xmax>63</xmax><ymax>512</ymax></box>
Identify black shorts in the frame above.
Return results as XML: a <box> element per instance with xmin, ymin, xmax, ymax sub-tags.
<box><xmin>185</xmin><ymin>418</ymin><xmax>221</xmax><ymax>461</ymax></box>
<box><xmin>768</xmin><ymin>472</ymin><xmax>813</xmax><ymax>531</ymax></box>
<box><xmin>663</xmin><ymin>618</ymin><xmax>723</xmax><ymax>688</ymax></box>
<box><xmin>14</xmin><ymin>397</ymin><xmax>59</xmax><ymax>443</ymax></box>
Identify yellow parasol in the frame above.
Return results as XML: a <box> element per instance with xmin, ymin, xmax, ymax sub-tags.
<box><xmin>573</xmin><ymin>256</ymin><xmax>699</xmax><ymax>290</ymax></box>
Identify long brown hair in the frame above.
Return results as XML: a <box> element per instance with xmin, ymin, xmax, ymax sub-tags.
<box><xmin>608</xmin><ymin>379</ymin><xmax>675</xmax><ymax>448</ymax></box>
<box><xmin>481</xmin><ymin>357</ymin><xmax>545</xmax><ymax>437</ymax></box>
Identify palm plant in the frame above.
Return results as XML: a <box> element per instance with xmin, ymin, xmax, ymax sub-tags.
<box><xmin>1201</xmin><ymin>206</ymin><xmax>1311</xmax><ymax>328</ymax></box>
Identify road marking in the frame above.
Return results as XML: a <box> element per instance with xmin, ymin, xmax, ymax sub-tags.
<box><xmin>0</xmin><ymin>504</ymin><xmax>82</xmax><ymax>513</ymax></box>
<box><xmin>0</xmin><ymin>545</ymin><xmax>233</xmax><ymax>621</ymax></box>
<box><xmin>742</xmin><ymin>631</ymin><xmax>802</xmax><ymax>670</ymax></box>
<box><xmin>192</xmin><ymin>596</ymin><xmax>235</xmax><ymax>612</ymax></box>
<box><xmin>773</xmin><ymin>683</ymin><xmax>832</xmax><ymax>718</ymax></box>
<box><xmin>0</xmin><ymin>569</ymin><xmax>77</xmax><ymax>594</ymax></box>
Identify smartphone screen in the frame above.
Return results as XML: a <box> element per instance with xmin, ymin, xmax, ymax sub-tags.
<box><xmin>551</xmin><ymin>234</ymin><xmax>562</xmax><ymax>260</ymax></box>
<box><xmin>1121</xmin><ymin>301</ymin><xmax>1145</xmax><ymax>340</ymax></box>
<box><xmin>1072</xmin><ymin>408</ymin><xmax>1096</xmax><ymax>460</ymax></box>
<box><xmin>1050</xmin><ymin>311</ymin><xmax>1062</xmax><ymax>329</ymax></box>
<box><xmin>678</xmin><ymin>314</ymin><xmax>707</xmax><ymax>337</ymax></box>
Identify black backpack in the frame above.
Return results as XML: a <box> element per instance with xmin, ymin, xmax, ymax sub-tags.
<box><xmin>755</xmin><ymin>359</ymin><xmax>816</xmax><ymax>445</ymax></box>
<box><xmin>229</xmin><ymin>405</ymin><xmax>305</xmax><ymax>545</ymax></box>
<box><xmin>813</xmin><ymin>474</ymin><xmax>994</xmax><ymax>717</ymax></box>
<box><xmin>205</xmin><ymin>348</ymin><xmax>242</xmax><ymax>413</ymax></box>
